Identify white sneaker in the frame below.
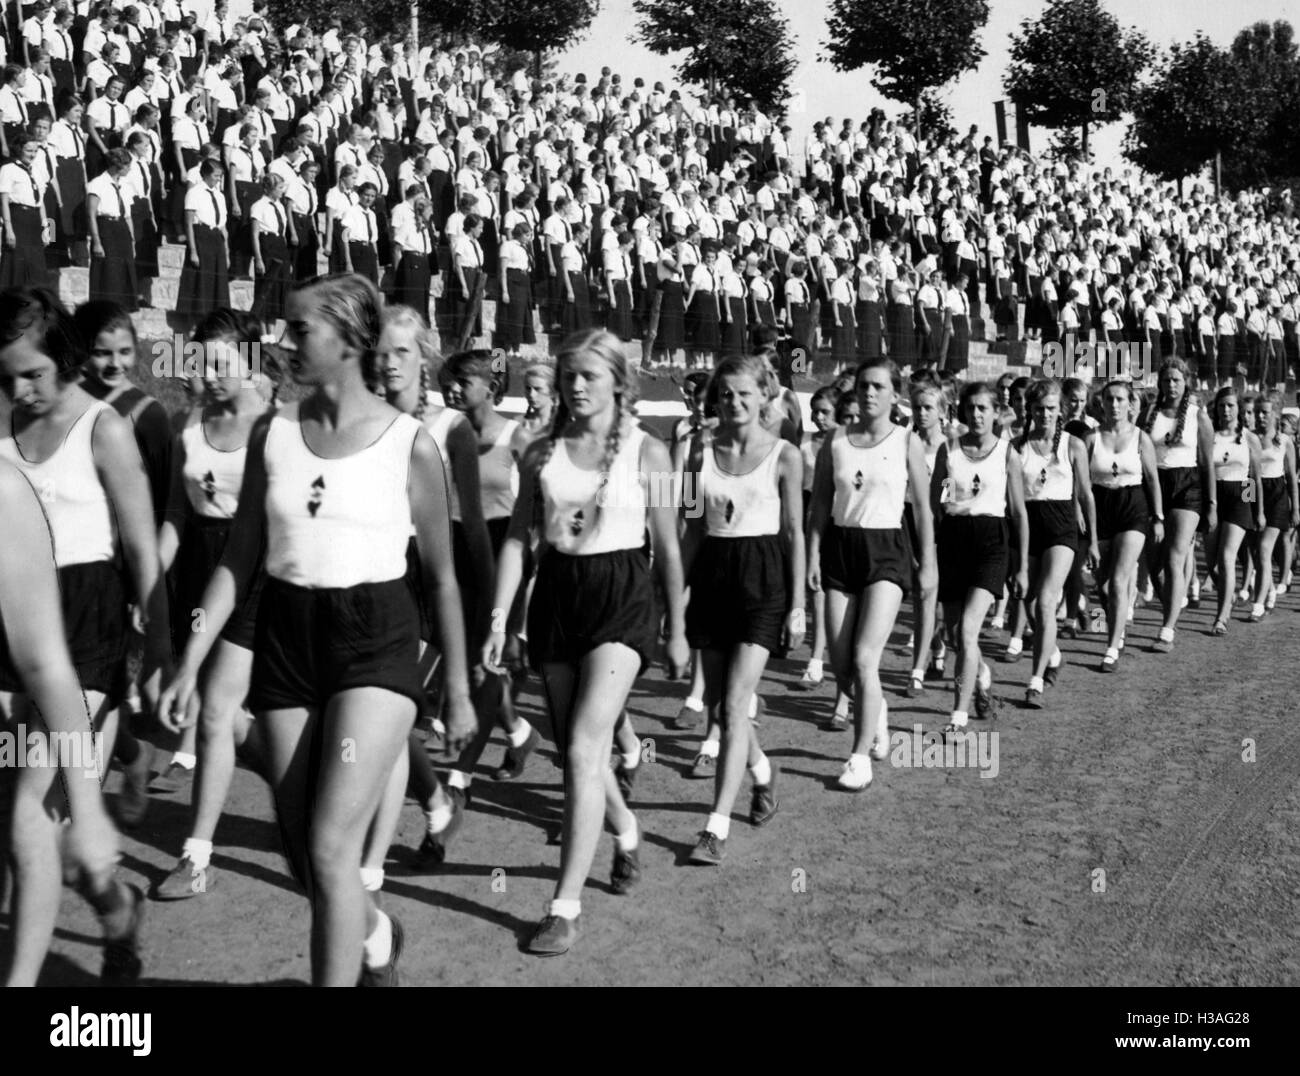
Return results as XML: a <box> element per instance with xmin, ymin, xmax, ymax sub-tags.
<box><xmin>870</xmin><ymin>701</ymin><xmax>890</xmax><ymax>761</ymax></box>
<box><xmin>990</xmin><ymin>616</ymin><xmax>1005</xmax><ymax>631</ymax></box>
<box><xmin>837</xmin><ymin>754</ymin><xmax>873</xmax><ymax>792</ymax></box>
<box><xmin>1003</xmin><ymin>637</ymin><xmax>1023</xmax><ymax>660</ymax></box>
<box><xmin>801</xmin><ymin>659</ymin><xmax>824</xmax><ymax>686</ymax></box>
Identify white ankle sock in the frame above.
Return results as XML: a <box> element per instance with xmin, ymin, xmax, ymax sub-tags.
<box><xmin>747</xmin><ymin>695</ymin><xmax>758</xmax><ymax>718</ymax></box>
<box><xmin>950</xmin><ymin>711</ymin><xmax>969</xmax><ymax>728</ymax></box>
<box><xmin>1028</xmin><ymin>676</ymin><xmax>1044</xmax><ymax>693</ymax></box>
<box><xmin>978</xmin><ymin>662</ymin><xmax>992</xmax><ymax>691</ymax></box>
<box><xmin>426</xmin><ymin>803</ymin><xmax>453</xmax><ymax>834</ymax></box>
<box><xmin>705</xmin><ymin>812</ymin><xmax>730</xmax><ymax>839</ymax></box>
<box><xmin>620</xmin><ymin>741</ymin><xmax>641</xmax><ymax>769</ymax></box>
<box><xmin>615</xmin><ymin>817</ymin><xmax>639</xmax><ymax>852</ymax></box>
<box><xmin>1048</xmin><ymin>648</ymin><xmax>1062</xmax><ymax>668</ymax></box>
<box><xmin>362</xmin><ymin>910</ymin><xmax>393</xmax><ymax>968</ymax></box>
<box><xmin>182</xmin><ymin>837</ymin><xmax>212</xmax><ymax>870</ymax></box>
<box><xmin>507</xmin><ymin>719</ymin><xmax>533</xmax><ymax>749</ymax></box>
<box><xmin>548</xmin><ymin>898</ymin><xmax>581</xmax><ymax>920</ymax></box>
<box><xmin>749</xmin><ymin>754</ymin><xmax>772</xmax><ymax>786</ymax></box>
<box><xmin>172</xmin><ymin>752</ymin><xmax>197</xmax><ymax>770</ymax></box>
<box><xmin>447</xmin><ymin>769</ymin><xmax>472</xmax><ymax>791</ymax></box>
<box><xmin>682</xmin><ymin>696</ymin><xmax>704</xmax><ymax>712</ymax></box>
<box><xmin>359</xmin><ymin>867</ymin><xmax>384</xmax><ymax>892</ymax></box>
<box><xmin>699</xmin><ymin>739</ymin><xmax>719</xmax><ymax>759</ymax></box>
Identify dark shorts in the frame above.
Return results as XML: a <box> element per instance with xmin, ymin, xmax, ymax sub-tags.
<box><xmin>1025</xmin><ymin>499</ymin><xmax>1079</xmax><ymax>557</ymax></box>
<box><xmin>172</xmin><ymin>514</ymin><xmax>265</xmax><ymax>653</ymax></box>
<box><xmin>1262</xmin><ymin>476</ymin><xmax>1291</xmax><ymax>531</ymax></box>
<box><xmin>221</xmin><ymin>570</ymin><xmax>267</xmax><ymax>651</ymax></box>
<box><xmin>1093</xmin><ymin>485</ymin><xmax>1149</xmax><ymax>541</ymax></box>
<box><xmin>1158</xmin><ymin>466</ymin><xmax>1202</xmax><ymax>515</ymax></box>
<box><xmin>937</xmin><ymin>515</ymin><xmax>1009</xmax><ymax>604</ymax></box>
<box><xmin>248</xmin><ymin>577</ymin><xmax>424</xmax><ymax>712</ymax></box>
<box><xmin>1216</xmin><ymin>479</ymin><xmax>1256</xmax><ymax>532</ymax></box>
<box><xmin>821</xmin><ymin>523</ymin><xmax>911</xmax><ymax>595</ymax></box>
<box><xmin>0</xmin><ymin>561</ymin><xmax>128</xmax><ymax>705</ymax></box>
<box><xmin>527</xmin><ymin>546</ymin><xmax>658</xmax><ymax>674</ymax></box>
<box><xmin>686</xmin><ymin>534</ymin><xmax>788</xmax><ymax>653</ymax></box>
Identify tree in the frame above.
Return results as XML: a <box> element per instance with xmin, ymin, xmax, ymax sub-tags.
<box><xmin>1124</xmin><ymin>34</ymin><xmax>1243</xmax><ymax>188</ymax></box>
<box><xmin>823</xmin><ymin>0</ymin><xmax>990</xmax><ymax>140</ymax></box>
<box><xmin>1221</xmin><ymin>21</ymin><xmax>1300</xmax><ymax>193</ymax></box>
<box><xmin>1003</xmin><ymin>0</ymin><xmax>1153</xmax><ymax>159</ymax></box>
<box><xmin>632</xmin><ymin>0</ymin><xmax>798</xmax><ymax>117</ymax></box>
<box><xmin>481</xmin><ymin>0</ymin><xmax>600</xmax><ymax>78</ymax></box>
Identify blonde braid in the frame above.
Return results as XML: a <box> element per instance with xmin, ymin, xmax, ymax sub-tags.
<box><xmin>594</xmin><ymin>392</ymin><xmax>628</xmax><ymax>529</ymax></box>
<box><xmin>415</xmin><ymin>362</ymin><xmax>430</xmax><ymax>422</ymax></box>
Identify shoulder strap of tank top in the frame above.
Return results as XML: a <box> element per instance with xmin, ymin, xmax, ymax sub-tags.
<box><xmin>493</xmin><ymin>418</ymin><xmax>518</xmax><ymax>448</ymax></box>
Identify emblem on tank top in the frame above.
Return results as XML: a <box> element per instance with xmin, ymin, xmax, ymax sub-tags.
<box><xmin>971</xmin><ymin>473</ymin><xmax>981</xmax><ymax>497</ymax></box>
<box><xmin>570</xmin><ymin>508</ymin><xmax>584</xmax><ymax>536</ymax></box>
<box><xmin>724</xmin><ymin>498</ymin><xmax>735</xmax><ymax>523</ymax></box>
<box><xmin>1223</xmin><ymin>450</ymin><xmax>1231</xmax><ymax>464</ymax></box>
<box><xmin>1111</xmin><ymin>461</ymin><xmax>1119</xmax><ymax>479</ymax></box>
<box><xmin>853</xmin><ymin>470</ymin><xmax>864</xmax><ymax>490</ymax></box>
<box><xmin>1038</xmin><ymin>466</ymin><xmax>1048</xmax><ymax>489</ymax></box>
<box><xmin>201</xmin><ymin>470</ymin><xmax>217</xmax><ymax>503</ymax></box>
<box><xmin>308</xmin><ymin>475</ymin><xmax>325</xmax><ymax>517</ymax></box>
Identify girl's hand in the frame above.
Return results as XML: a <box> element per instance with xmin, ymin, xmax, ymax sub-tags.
<box><xmin>502</xmin><ymin>632</ymin><xmax>527</xmax><ymax>676</ymax></box>
<box><xmin>481</xmin><ymin>630</ymin><xmax>507</xmax><ymax>675</ymax></box>
<box><xmin>1203</xmin><ymin>505</ymin><xmax>1217</xmax><ymax>534</ymax></box>
<box><xmin>158</xmin><ymin>666</ymin><xmax>200</xmax><ymax>733</ymax></box>
<box><xmin>1011</xmin><ymin>567</ymin><xmax>1030</xmax><ymax>599</ymax></box>
<box><xmin>664</xmin><ymin>630</ymin><xmax>690</xmax><ymax>679</ymax></box>
<box><xmin>254</xmin><ymin>257</ymin><xmax>265</xmax><ymax>274</ymax></box>
<box><xmin>1152</xmin><ymin>519</ymin><xmax>1165</xmax><ymax>546</ymax></box>
<box><xmin>783</xmin><ymin>607</ymin><xmax>806</xmax><ymax>652</ymax></box>
<box><xmin>189</xmin><ymin>249</ymin><xmax>200</xmax><ymax>267</ymax></box>
<box><xmin>807</xmin><ymin>562</ymin><xmax>822</xmax><ymax>593</ymax></box>
<box><xmin>93</xmin><ymin>240</ymin><xmax>106</xmax><ymax>257</ymax></box>
<box><xmin>1086</xmin><ymin>542</ymin><xmax>1101</xmax><ymax>572</ymax></box>
<box><xmin>918</xmin><ymin>557</ymin><xmax>938</xmax><ymax>596</ymax></box>
<box><xmin>443</xmin><ymin>692</ymin><xmax>478</xmax><ymax>753</ymax></box>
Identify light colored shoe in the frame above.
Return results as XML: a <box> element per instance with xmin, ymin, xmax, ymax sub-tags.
<box><xmin>869</xmin><ymin>701</ymin><xmax>890</xmax><ymax>761</ymax></box>
<box><xmin>836</xmin><ymin>754</ymin><xmax>872</xmax><ymax>792</ymax></box>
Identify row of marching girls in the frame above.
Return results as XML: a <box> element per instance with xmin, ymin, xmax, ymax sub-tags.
<box><xmin>0</xmin><ymin>286</ymin><xmax>175</xmax><ymax>985</ymax></box>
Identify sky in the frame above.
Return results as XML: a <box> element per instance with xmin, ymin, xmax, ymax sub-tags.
<box><xmin>552</xmin><ymin>0</ymin><xmax>1292</xmax><ymax>172</ymax></box>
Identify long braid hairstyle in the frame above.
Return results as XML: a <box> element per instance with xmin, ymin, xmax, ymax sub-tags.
<box><xmin>533</xmin><ymin>329</ymin><xmax>639</xmax><ymax>531</ymax></box>
<box><xmin>1265</xmin><ymin>390</ymin><xmax>1284</xmax><ymax>446</ymax></box>
<box><xmin>379</xmin><ymin>303</ymin><xmax>437</xmax><ymax>422</ymax></box>
<box><xmin>1212</xmin><ymin>385</ymin><xmax>1243</xmax><ymax>443</ymax></box>
<box><xmin>1018</xmin><ymin>378</ymin><xmax>1064</xmax><ymax>457</ymax></box>
<box><xmin>1144</xmin><ymin>358</ymin><xmax>1193</xmax><ymax>447</ymax></box>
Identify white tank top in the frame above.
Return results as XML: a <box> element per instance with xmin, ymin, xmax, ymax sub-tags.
<box><xmin>1150</xmin><ymin>402</ymin><xmax>1198</xmax><ymax>470</ymax></box>
<box><xmin>943</xmin><ymin>439</ymin><xmax>1008</xmax><ymax>518</ymax></box>
<box><xmin>181</xmin><ymin>418</ymin><xmax>248</xmax><ymax>520</ymax></box>
<box><xmin>830</xmin><ymin>425</ymin><xmax>908</xmax><ymax>529</ymax></box>
<box><xmin>1214</xmin><ymin>432</ymin><xmax>1251</xmax><ymax>483</ymax></box>
<box><xmin>424</xmin><ymin>405</ymin><xmax>463</xmax><ymax>522</ymax></box>
<box><xmin>904</xmin><ymin>432</ymin><xmax>941</xmax><ymax>506</ymax></box>
<box><xmin>263</xmin><ymin>403</ymin><xmax>422</xmax><ymax>588</ymax></box>
<box><xmin>699</xmin><ymin>438</ymin><xmax>783</xmax><ymax>537</ymax></box>
<box><xmin>479</xmin><ymin>418</ymin><xmax>518</xmax><ymax>521</ymax></box>
<box><xmin>541</xmin><ymin>427</ymin><xmax>648</xmax><ymax>555</ymax></box>
<box><xmin>1020</xmin><ymin>433</ymin><xmax>1074</xmax><ymax>502</ymax></box>
<box><xmin>1258</xmin><ymin>436</ymin><xmax>1285</xmax><ymax>479</ymax></box>
<box><xmin>1090</xmin><ymin>429</ymin><xmax>1143</xmax><ymax>489</ymax></box>
<box><xmin>0</xmin><ymin>399</ymin><xmax>117</xmax><ymax>567</ymax></box>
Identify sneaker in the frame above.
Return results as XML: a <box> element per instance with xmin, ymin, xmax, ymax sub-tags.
<box><xmin>942</xmin><ymin>722</ymin><xmax>968</xmax><ymax>743</ymax></box>
<box><xmin>1025</xmin><ymin>687</ymin><xmax>1044</xmax><ymax>709</ymax></box>
<box><xmin>493</xmin><ymin>727</ymin><xmax>541</xmax><ymax>780</ymax></box>
<box><xmin>150</xmin><ymin>762</ymin><xmax>194</xmax><ymax>795</ymax></box>
<box><xmin>359</xmin><ymin>915</ymin><xmax>405</xmax><ymax>987</ymax></box>
<box><xmin>672</xmin><ymin>702</ymin><xmax>704</xmax><ymax>731</ymax></box>
<box><xmin>974</xmin><ymin>681</ymin><xmax>997</xmax><ymax>721</ymax></box>
<box><xmin>527</xmin><ymin>914</ymin><xmax>580</xmax><ymax>956</ymax></box>
<box><xmin>115</xmin><ymin>743</ymin><xmax>152</xmax><ymax>830</ymax></box>
<box><xmin>689</xmin><ymin>751</ymin><xmax>717</xmax><ymax>779</ymax></box>
<box><xmin>869</xmin><ymin>701</ymin><xmax>890</xmax><ymax>761</ymax></box>
<box><xmin>101</xmin><ymin>884</ymin><xmax>145</xmax><ymax>985</ymax></box>
<box><xmin>906</xmin><ymin>675</ymin><xmax>925</xmax><ymax>698</ymax></box>
<box><xmin>836</xmin><ymin>755</ymin><xmax>872</xmax><ymax>792</ymax></box>
<box><xmin>151</xmin><ymin>856</ymin><xmax>216</xmax><ymax>901</ymax></box>
<box><xmin>614</xmin><ymin>758</ymin><xmax>640</xmax><ymax>802</ymax></box>
<box><xmin>749</xmin><ymin>767</ymin><xmax>779</xmax><ymax>827</ymax></box>
<box><xmin>989</xmin><ymin>616</ymin><xmax>1005</xmax><ymax>631</ymax></box>
<box><xmin>611</xmin><ymin>827</ymin><xmax>642</xmax><ymax>895</ymax></box>
<box><xmin>1152</xmin><ymin>630</ymin><xmax>1174</xmax><ymax>654</ymax></box>
<box><xmin>414</xmin><ymin>788</ymin><xmax>466</xmax><ymax>867</ymax></box>
<box><xmin>931</xmin><ymin>642</ymin><xmax>947</xmax><ymax>676</ymax></box>
<box><xmin>826</xmin><ymin>710</ymin><xmax>849</xmax><ymax>732</ymax></box>
<box><xmin>1249</xmin><ymin>602</ymin><xmax>1266</xmax><ymax>622</ymax></box>
<box><xmin>800</xmin><ymin>660</ymin><xmax>824</xmax><ymax>687</ymax></box>
<box><xmin>1211</xmin><ymin>619</ymin><xmax>1228</xmax><ymax>636</ymax></box>
<box><xmin>1044</xmin><ymin>655</ymin><xmax>1064</xmax><ymax>688</ymax></box>
<box><xmin>688</xmin><ymin>829</ymin><xmax>726</xmax><ymax>865</ymax></box>
<box><xmin>1101</xmin><ymin>648</ymin><xmax>1120</xmax><ymax>672</ymax></box>
<box><xmin>1001</xmin><ymin>638</ymin><xmax>1023</xmax><ymax>662</ymax></box>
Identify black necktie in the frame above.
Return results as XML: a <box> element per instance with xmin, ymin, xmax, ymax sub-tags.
<box><xmin>114</xmin><ymin>182</ymin><xmax>124</xmax><ymax>217</ymax></box>
<box><xmin>208</xmin><ymin>188</ymin><xmax>220</xmax><ymax>225</ymax></box>
<box><xmin>273</xmin><ymin>202</ymin><xmax>284</xmax><ymax>235</ymax></box>
<box><xmin>137</xmin><ymin>160</ymin><xmax>148</xmax><ymax>194</ymax></box>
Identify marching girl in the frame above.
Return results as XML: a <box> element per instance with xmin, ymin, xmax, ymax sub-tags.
<box><xmin>829</xmin><ymin>257</ymin><xmax>856</xmax><ymax>374</ymax></box>
<box><xmin>0</xmin><ymin>134</ymin><xmax>50</xmax><ymax>289</ymax></box>
<box><xmin>0</xmin><ymin>454</ymin><xmax>142</xmax><ymax>986</ymax></box>
<box><xmin>249</xmin><ymin>172</ymin><xmax>295</xmax><ymax>325</ymax></box>
<box><xmin>176</xmin><ymin>158</ymin><xmax>231</xmax><ymax>320</ymax></box>
<box><xmin>930</xmin><ymin>381</ymin><xmax>1030</xmax><ymax>733</ymax></box>
<box><xmin>86</xmin><ymin>149</ymin><xmax>137</xmax><ymax>311</ymax></box>
<box><xmin>1249</xmin><ymin>392</ymin><xmax>1298</xmax><ymax>618</ymax></box>
<box><xmin>521</xmin><ymin>361</ymin><xmax>557</xmax><ymax>437</ymax></box>
<box><xmin>1016</xmin><ymin>379</ymin><xmax>1097</xmax><ymax>707</ymax></box>
<box><xmin>1143</xmin><ymin>358</ymin><xmax>1215</xmax><ymax>653</ymax></box>
<box><xmin>484</xmin><ymin>328</ymin><xmax>689</xmax><ymax>955</ymax></box>
<box><xmin>496</xmin><ymin>220</ymin><xmax>535</xmax><ymax>358</ymax></box>
<box><xmin>904</xmin><ymin>376</ymin><xmax>947</xmax><ymax>696</ymax></box>
<box><xmin>153</xmin><ymin>309</ymin><xmax>272</xmax><ymax>900</ymax></box>
<box><xmin>800</xmin><ymin>385</ymin><xmax>838</xmax><ymax>687</ymax></box>
<box><xmin>1087</xmin><ymin>379</ymin><xmax>1165</xmax><ymax>669</ymax></box>
<box><xmin>160</xmin><ymin>275</ymin><xmax>477</xmax><ymax>987</ymax></box>
<box><xmin>1205</xmin><ymin>385</ymin><xmax>1263</xmax><ymax>635</ymax></box>
<box><xmin>680</xmin><ymin>354</ymin><xmax>802</xmax><ymax>859</ymax></box>
<box><xmin>0</xmin><ymin>287</ymin><xmax>172</xmax><ymax>979</ymax></box>
<box><xmin>807</xmin><ymin>356</ymin><xmax>936</xmax><ymax>790</ymax></box>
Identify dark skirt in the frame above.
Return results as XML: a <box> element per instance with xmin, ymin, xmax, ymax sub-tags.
<box><xmin>947</xmin><ymin>314</ymin><xmax>970</xmax><ymax>372</ymax></box>
<box><xmin>130</xmin><ymin>196</ymin><xmax>158</xmax><ymax>278</ymax></box>
<box><xmin>393</xmin><ymin>249</ymin><xmax>434</xmax><ymax>319</ymax></box>
<box><xmin>230</xmin><ymin>179</ymin><xmax>258</xmax><ymax>276</ymax></box>
<box><xmin>831</xmin><ymin>302</ymin><xmax>857</xmax><ymax>368</ymax></box>
<box><xmin>166</xmin><ymin>147</ymin><xmax>199</xmax><ymax>239</ymax></box>
<box><xmin>605</xmin><ymin>278</ymin><xmax>633</xmax><ymax>343</ymax></box>
<box><xmin>254</xmin><ymin>232</ymin><xmax>292</xmax><ymax>320</ymax></box>
<box><xmin>56</xmin><ymin>156</ymin><xmax>87</xmax><ymax>241</ymax></box>
<box><xmin>1216</xmin><ymin>333</ymin><xmax>1235</xmax><ymax>382</ymax></box>
<box><xmin>0</xmin><ymin>205</ymin><xmax>47</xmax><ymax>287</ymax></box>
<box><xmin>527</xmin><ymin>546</ymin><xmax>658</xmax><ymax>676</ymax></box>
<box><xmin>686</xmin><ymin>534</ymin><xmax>788</xmax><ymax>654</ymax></box>
<box><xmin>348</xmin><ymin>239</ymin><xmax>379</xmax><ymax>284</ymax></box>
<box><xmin>721</xmin><ymin>294</ymin><xmax>746</xmax><ymax>357</ymax></box>
<box><xmin>789</xmin><ymin>300</ymin><xmax>813</xmax><ymax>355</ymax></box>
<box><xmin>685</xmin><ymin>289</ymin><xmax>719</xmax><ymax>350</ymax></box>
<box><xmin>291</xmin><ymin>211</ymin><xmax>318</xmax><ymax>280</ymax></box>
<box><xmin>657</xmin><ymin>280</ymin><xmax>686</xmax><ymax>351</ymax></box>
<box><xmin>561</xmin><ymin>270</ymin><xmax>592</xmax><ymax>336</ymax></box>
<box><xmin>919</xmin><ymin>306</ymin><xmax>944</xmax><ymax>365</ymax></box>
<box><xmin>856</xmin><ymin>298</ymin><xmax>883</xmax><ymax>359</ymax></box>
<box><xmin>887</xmin><ymin>301</ymin><xmax>916</xmax><ymax>365</ymax></box>
<box><xmin>176</xmin><ymin>223</ymin><xmax>230</xmax><ymax>318</ymax></box>
<box><xmin>90</xmin><ymin>217</ymin><xmax>138</xmax><ymax>311</ymax></box>
<box><xmin>496</xmin><ymin>267</ymin><xmax>536</xmax><ymax>349</ymax></box>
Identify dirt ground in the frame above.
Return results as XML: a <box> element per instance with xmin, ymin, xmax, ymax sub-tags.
<box><xmin>11</xmin><ymin>573</ymin><xmax>1299</xmax><ymax>988</ymax></box>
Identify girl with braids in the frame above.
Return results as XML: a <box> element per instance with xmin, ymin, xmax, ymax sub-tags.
<box><xmin>1205</xmin><ymin>385</ymin><xmax>1264</xmax><ymax>636</ymax></box>
<box><xmin>1144</xmin><ymin>358</ymin><xmax>1216</xmax><ymax>654</ymax></box>
<box><xmin>365</xmin><ymin>305</ymin><xmax>496</xmax><ymax>879</ymax></box>
<box><xmin>904</xmin><ymin>376</ymin><xmax>948</xmax><ymax>696</ymax></box>
<box><xmin>153</xmin><ymin>309</ymin><xmax>273</xmax><ymax>901</ymax></box>
<box><xmin>1248</xmin><ymin>392</ymin><xmax>1298</xmax><ymax>619</ymax></box>
<box><xmin>1016</xmin><ymin>379</ymin><xmax>1097</xmax><ymax>708</ymax></box>
<box><xmin>160</xmin><ymin>274</ymin><xmax>476</xmax><ymax>987</ymax></box>
<box><xmin>0</xmin><ymin>287</ymin><xmax>172</xmax><ymax>981</ymax></box>
<box><xmin>521</xmin><ymin>361</ymin><xmax>557</xmax><ymax>437</ymax></box>
<box><xmin>1086</xmin><ymin>380</ymin><xmax>1165</xmax><ymax>670</ymax></box>
<box><xmin>0</xmin><ymin>455</ymin><xmax>142</xmax><ymax>985</ymax></box>
<box><xmin>680</xmin><ymin>353</ymin><xmax>803</xmax><ymax>853</ymax></box>
<box><xmin>930</xmin><ymin>382</ymin><xmax>1030</xmax><ymax>737</ymax></box>
<box><xmin>485</xmin><ymin>329</ymin><xmax>689</xmax><ymax>955</ymax></box>
<box><xmin>433</xmin><ymin>349</ymin><xmax>541</xmax><ymax>859</ymax></box>
<box><xmin>808</xmin><ymin>356</ymin><xmax>935</xmax><ymax>790</ymax></box>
